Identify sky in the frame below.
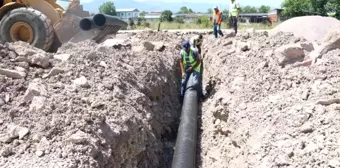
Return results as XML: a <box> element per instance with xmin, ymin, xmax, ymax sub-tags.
<box><xmin>57</xmin><ymin>0</ymin><xmax>285</xmax><ymax>13</ymax></box>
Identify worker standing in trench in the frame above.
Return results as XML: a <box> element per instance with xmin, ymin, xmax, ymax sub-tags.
<box><xmin>189</xmin><ymin>34</ymin><xmax>204</xmax><ymax>95</ymax></box>
<box><xmin>179</xmin><ymin>41</ymin><xmax>205</xmax><ymax>103</ymax></box>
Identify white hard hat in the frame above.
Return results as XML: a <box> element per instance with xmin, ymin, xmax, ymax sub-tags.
<box><xmin>213</xmin><ymin>6</ymin><xmax>218</xmax><ymax>9</ymax></box>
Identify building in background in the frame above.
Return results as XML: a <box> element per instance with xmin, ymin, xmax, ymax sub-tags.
<box><xmin>238</xmin><ymin>13</ymin><xmax>269</xmax><ymax>23</ymax></box>
<box><xmin>268</xmin><ymin>8</ymin><xmax>284</xmax><ymax>22</ymax></box>
<box><xmin>116</xmin><ymin>8</ymin><xmax>140</xmax><ymax>22</ymax></box>
<box><xmin>144</xmin><ymin>11</ymin><xmax>162</xmax><ymax>22</ymax></box>
<box><xmin>145</xmin><ymin>15</ymin><xmax>160</xmax><ymax>22</ymax></box>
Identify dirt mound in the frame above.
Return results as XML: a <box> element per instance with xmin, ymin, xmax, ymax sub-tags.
<box><xmin>270</xmin><ymin>16</ymin><xmax>340</xmax><ymax>43</ymax></box>
<box><xmin>0</xmin><ymin>38</ymin><xmax>181</xmax><ymax>167</ymax></box>
<box><xmin>198</xmin><ymin>30</ymin><xmax>340</xmax><ymax>167</ymax></box>
<box><xmin>1</xmin><ymin>29</ymin><xmax>339</xmax><ymax>168</ymax></box>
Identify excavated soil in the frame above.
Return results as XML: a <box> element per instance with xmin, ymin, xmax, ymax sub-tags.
<box><xmin>199</xmin><ymin>29</ymin><xmax>340</xmax><ymax>168</ymax></box>
<box><xmin>0</xmin><ymin>36</ymin><xmax>182</xmax><ymax>168</ymax></box>
<box><xmin>0</xmin><ymin>26</ymin><xmax>340</xmax><ymax>168</ymax></box>
<box><xmin>270</xmin><ymin>16</ymin><xmax>340</xmax><ymax>43</ymax></box>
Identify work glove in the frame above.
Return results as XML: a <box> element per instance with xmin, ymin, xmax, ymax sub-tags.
<box><xmin>186</xmin><ymin>67</ymin><xmax>193</xmax><ymax>73</ymax></box>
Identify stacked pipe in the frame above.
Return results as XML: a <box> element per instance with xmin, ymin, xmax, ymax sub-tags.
<box><xmin>79</xmin><ymin>13</ymin><xmax>128</xmax><ymax>31</ymax></box>
<box><xmin>171</xmin><ymin>74</ymin><xmax>199</xmax><ymax>168</ymax></box>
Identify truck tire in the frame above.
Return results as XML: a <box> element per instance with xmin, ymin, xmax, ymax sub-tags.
<box><xmin>0</xmin><ymin>7</ymin><xmax>54</xmax><ymax>51</ymax></box>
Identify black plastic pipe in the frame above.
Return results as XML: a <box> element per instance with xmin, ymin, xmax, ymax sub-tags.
<box><xmin>93</xmin><ymin>13</ymin><xmax>128</xmax><ymax>28</ymax></box>
<box><xmin>79</xmin><ymin>17</ymin><xmax>101</xmax><ymax>31</ymax></box>
<box><xmin>79</xmin><ymin>13</ymin><xmax>128</xmax><ymax>31</ymax></box>
<box><xmin>171</xmin><ymin>74</ymin><xmax>198</xmax><ymax>168</ymax></box>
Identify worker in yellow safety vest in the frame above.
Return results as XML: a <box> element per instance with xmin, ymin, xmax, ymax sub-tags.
<box><xmin>229</xmin><ymin>0</ymin><xmax>241</xmax><ymax>34</ymax></box>
<box><xmin>212</xmin><ymin>6</ymin><xmax>224</xmax><ymax>39</ymax></box>
<box><xmin>179</xmin><ymin>40</ymin><xmax>205</xmax><ymax>103</ymax></box>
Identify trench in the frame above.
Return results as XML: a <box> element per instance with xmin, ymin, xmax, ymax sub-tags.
<box><xmin>129</xmin><ymin>42</ymin><xmax>211</xmax><ymax>168</ymax></box>
<box><xmin>162</xmin><ymin>46</ymin><xmax>214</xmax><ymax>168</ymax></box>
<box><xmin>43</xmin><ymin>30</ymin><xmax>211</xmax><ymax>167</ymax></box>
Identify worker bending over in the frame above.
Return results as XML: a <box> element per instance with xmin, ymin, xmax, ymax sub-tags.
<box><xmin>229</xmin><ymin>0</ymin><xmax>241</xmax><ymax>34</ymax></box>
<box><xmin>189</xmin><ymin>34</ymin><xmax>203</xmax><ymax>55</ymax></box>
<box><xmin>179</xmin><ymin>41</ymin><xmax>204</xmax><ymax>103</ymax></box>
<box><xmin>212</xmin><ymin>6</ymin><xmax>224</xmax><ymax>39</ymax></box>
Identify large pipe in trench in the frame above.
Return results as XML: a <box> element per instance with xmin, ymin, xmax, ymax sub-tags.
<box><xmin>171</xmin><ymin>74</ymin><xmax>199</xmax><ymax>168</ymax></box>
<box><xmin>79</xmin><ymin>13</ymin><xmax>128</xmax><ymax>31</ymax></box>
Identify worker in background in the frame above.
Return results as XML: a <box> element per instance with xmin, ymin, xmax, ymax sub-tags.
<box><xmin>212</xmin><ymin>6</ymin><xmax>224</xmax><ymax>39</ymax></box>
<box><xmin>189</xmin><ymin>34</ymin><xmax>203</xmax><ymax>55</ymax></box>
<box><xmin>179</xmin><ymin>41</ymin><xmax>204</xmax><ymax>103</ymax></box>
<box><xmin>229</xmin><ymin>0</ymin><xmax>241</xmax><ymax>35</ymax></box>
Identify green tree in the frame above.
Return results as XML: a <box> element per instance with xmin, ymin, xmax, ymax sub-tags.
<box><xmin>311</xmin><ymin>0</ymin><xmax>328</xmax><ymax>15</ymax></box>
<box><xmin>138</xmin><ymin>11</ymin><xmax>147</xmax><ymax>26</ymax></box>
<box><xmin>140</xmin><ymin>11</ymin><xmax>148</xmax><ymax>17</ymax></box>
<box><xmin>174</xmin><ymin>16</ymin><xmax>185</xmax><ymax>23</ymax></box>
<box><xmin>281</xmin><ymin>0</ymin><xmax>340</xmax><ymax>18</ymax></box>
<box><xmin>281</xmin><ymin>0</ymin><xmax>312</xmax><ymax>16</ymax></box>
<box><xmin>128</xmin><ymin>18</ymin><xmax>135</xmax><ymax>27</ymax></box>
<box><xmin>258</xmin><ymin>5</ymin><xmax>271</xmax><ymax>13</ymax></box>
<box><xmin>99</xmin><ymin>1</ymin><xmax>117</xmax><ymax>16</ymax></box>
<box><xmin>241</xmin><ymin>5</ymin><xmax>258</xmax><ymax>13</ymax></box>
<box><xmin>223</xmin><ymin>9</ymin><xmax>229</xmax><ymax>14</ymax></box>
<box><xmin>160</xmin><ymin>10</ymin><xmax>173</xmax><ymax>22</ymax></box>
<box><xmin>325</xmin><ymin>0</ymin><xmax>340</xmax><ymax>18</ymax></box>
<box><xmin>179</xmin><ymin>6</ymin><xmax>194</xmax><ymax>13</ymax></box>
<box><xmin>310</xmin><ymin>0</ymin><xmax>340</xmax><ymax>17</ymax></box>
<box><xmin>196</xmin><ymin>16</ymin><xmax>210</xmax><ymax>28</ymax></box>
<box><xmin>207</xmin><ymin>8</ymin><xmax>213</xmax><ymax>13</ymax></box>
<box><xmin>327</xmin><ymin>0</ymin><xmax>340</xmax><ymax>18</ymax></box>
<box><xmin>137</xmin><ymin>17</ymin><xmax>142</xmax><ymax>26</ymax></box>
<box><xmin>179</xmin><ymin>6</ymin><xmax>189</xmax><ymax>13</ymax></box>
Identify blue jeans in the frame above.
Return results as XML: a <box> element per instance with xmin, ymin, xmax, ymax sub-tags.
<box><xmin>230</xmin><ymin>16</ymin><xmax>238</xmax><ymax>34</ymax></box>
<box><xmin>213</xmin><ymin>24</ymin><xmax>224</xmax><ymax>38</ymax></box>
<box><xmin>180</xmin><ymin>70</ymin><xmax>203</xmax><ymax>98</ymax></box>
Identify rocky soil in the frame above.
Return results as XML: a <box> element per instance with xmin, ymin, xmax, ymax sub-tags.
<box><xmin>199</xmin><ymin>27</ymin><xmax>340</xmax><ymax>168</ymax></box>
<box><xmin>0</xmin><ymin>35</ymin><xmax>181</xmax><ymax>168</ymax></box>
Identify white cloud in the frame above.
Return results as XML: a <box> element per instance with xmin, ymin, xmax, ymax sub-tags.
<box><xmin>80</xmin><ymin>0</ymin><xmax>95</xmax><ymax>3</ymax></box>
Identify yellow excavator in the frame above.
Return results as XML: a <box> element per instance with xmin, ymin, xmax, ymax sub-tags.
<box><xmin>0</xmin><ymin>0</ymin><xmax>127</xmax><ymax>52</ymax></box>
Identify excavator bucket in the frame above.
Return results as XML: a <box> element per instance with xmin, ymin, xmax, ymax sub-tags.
<box><xmin>53</xmin><ymin>4</ymin><xmax>96</xmax><ymax>44</ymax></box>
<box><xmin>53</xmin><ymin>4</ymin><xmax>127</xmax><ymax>45</ymax></box>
